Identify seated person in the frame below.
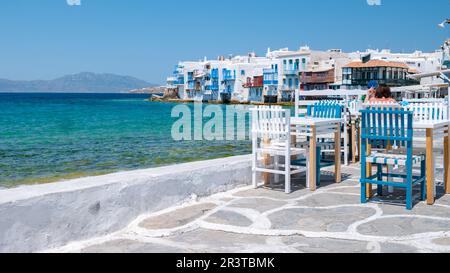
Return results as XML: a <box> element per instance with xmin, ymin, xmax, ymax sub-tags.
<box><xmin>365</xmin><ymin>85</ymin><xmax>398</xmax><ymax>104</ymax></box>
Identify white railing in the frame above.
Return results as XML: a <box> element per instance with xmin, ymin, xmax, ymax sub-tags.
<box><xmin>403</xmin><ymin>102</ymin><xmax>449</xmax><ymax>122</ymax></box>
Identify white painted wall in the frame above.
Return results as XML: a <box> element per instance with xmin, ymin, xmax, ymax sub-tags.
<box><xmin>0</xmin><ymin>155</ymin><xmax>253</xmax><ymax>253</ymax></box>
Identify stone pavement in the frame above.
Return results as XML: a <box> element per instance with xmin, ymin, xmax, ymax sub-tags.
<box><xmin>50</xmin><ymin>164</ymin><xmax>450</xmax><ymax>253</ymax></box>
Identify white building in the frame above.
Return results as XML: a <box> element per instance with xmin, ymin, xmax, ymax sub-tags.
<box><xmin>348</xmin><ymin>49</ymin><xmax>444</xmax><ymax>85</ymax></box>
<box><xmin>266</xmin><ymin>46</ymin><xmax>310</xmax><ymax>101</ymax></box>
<box><xmin>166</xmin><ymin>44</ymin><xmax>447</xmax><ymax>103</ymax></box>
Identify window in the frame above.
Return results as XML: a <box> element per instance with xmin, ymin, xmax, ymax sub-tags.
<box><xmin>295</xmin><ymin>78</ymin><xmax>299</xmax><ymax>86</ymax></box>
<box><xmin>241</xmin><ymin>70</ymin><xmax>245</xmax><ymax>76</ymax></box>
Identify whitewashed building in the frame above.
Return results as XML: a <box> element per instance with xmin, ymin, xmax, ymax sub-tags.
<box><xmin>166</xmin><ymin>44</ymin><xmax>447</xmax><ymax>103</ymax></box>
<box><xmin>348</xmin><ymin>49</ymin><xmax>444</xmax><ymax>85</ymax></box>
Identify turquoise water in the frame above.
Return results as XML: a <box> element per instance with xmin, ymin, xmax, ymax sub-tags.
<box><xmin>0</xmin><ymin>93</ymin><xmax>252</xmax><ymax>187</ymax></box>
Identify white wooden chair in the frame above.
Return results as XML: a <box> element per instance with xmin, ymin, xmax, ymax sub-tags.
<box><xmin>403</xmin><ymin>98</ymin><xmax>447</xmax><ymax>104</ymax></box>
<box><xmin>347</xmin><ymin>99</ymin><xmax>363</xmax><ymax>160</ymax></box>
<box><xmin>402</xmin><ymin>100</ymin><xmax>449</xmax><ymax>196</ymax></box>
<box><xmin>348</xmin><ymin>99</ymin><xmax>363</xmax><ymax>116</ymax></box>
<box><xmin>402</xmin><ymin>102</ymin><xmax>448</xmax><ymax>122</ymax></box>
<box><xmin>251</xmin><ymin>106</ymin><xmax>307</xmax><ymax>193</ymax></box>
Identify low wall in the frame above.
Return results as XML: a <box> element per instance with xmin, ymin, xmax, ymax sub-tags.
<box><xmin>0</xmin><ymin>155</ymin><xmax>252</xmax><ymax>253</ymax></box>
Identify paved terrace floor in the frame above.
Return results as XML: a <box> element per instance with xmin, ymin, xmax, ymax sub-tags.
<box><xmin>50</xmin><ymin>164</ymin><xmax>450</xmax><ymax>253</ymax></box>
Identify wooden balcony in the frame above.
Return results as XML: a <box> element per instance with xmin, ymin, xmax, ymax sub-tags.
<box><xmin>301</xmin><ymin>69</ymin><xmax>335</xmax><ymax>84</ymax></box>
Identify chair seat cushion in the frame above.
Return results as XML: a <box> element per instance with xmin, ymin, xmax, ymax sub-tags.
<box><xmin>366</xmin><ymin>152</ymin><xmax>425</xmax><ymax>166</ymax></box>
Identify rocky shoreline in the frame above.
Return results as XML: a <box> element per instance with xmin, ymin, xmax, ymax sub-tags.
<box><xmin>131</xmin><ymin>86</ymin><xmax>294</xmax><ymax>106</ymax></box>
<box><xmin>149</xmin><ymin>96</ymin><xmax>294</xmax><ymax>106</ymax></box>
<box><xmin>129</xmin><ymin>86</ymin><xmax>166</xmax><ymax>94</ymax></box>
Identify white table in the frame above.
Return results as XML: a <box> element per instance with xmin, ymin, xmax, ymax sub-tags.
<box><xmin>413</xmin><ymin>120</ymin><xmax>450</xmax><ymax>205</ymax></box>
<box><xmin>291</xmin><ymin>117</ymin><xmax>344</xmax><ymax>191</ymax></box>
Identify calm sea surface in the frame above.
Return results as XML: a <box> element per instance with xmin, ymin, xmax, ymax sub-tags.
<box><xmin>0</xmin><ymin>93</ymin><xmax>252</xmax><ymax>187</ymax></box>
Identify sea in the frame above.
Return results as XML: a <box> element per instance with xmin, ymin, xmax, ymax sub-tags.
<box><xmin>0</xmin><ymin>93</ymin><xmax>252</xmax><ymax>187</ymax></box>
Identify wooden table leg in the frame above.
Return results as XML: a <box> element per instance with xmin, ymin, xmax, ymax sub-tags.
<box><xmin>444</xmin><ymin>128</ymin><xmax>449</xmax><ymax>194</ymax></box>
<box><xmin>335</xmin><ymin>123</ymin><xmax>342</xmax><ymax>183</ymax></box>
<box><xmin>366</xmin><ymin>143</ymin><xmax>373</xmax><ymax>198</ymax></box>
<box><xmin>426</xmin><ymin>128</ymin><xmax>435</xmax><ymax>205</ymax></box>
<box><xmin>309</xmin><ymin>125</ymin><xmax>317</xmax><ymax>191</ymax></box>
<box><xmin>352</xmin><ymin>121</ymin><xmax>356</xmax><ymax>164</ymax></box>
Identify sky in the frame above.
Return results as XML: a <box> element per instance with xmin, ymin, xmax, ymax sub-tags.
<box><xmin>0</xmin><ymin>0</ymin><xmax>449</xmax><ymax>84</ymax></box>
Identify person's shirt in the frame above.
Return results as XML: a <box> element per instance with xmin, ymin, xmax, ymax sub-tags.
<box><xmin>368</xmin><ymin>97</ymin><xmax>398</xmax><ymax>104</ymax></box>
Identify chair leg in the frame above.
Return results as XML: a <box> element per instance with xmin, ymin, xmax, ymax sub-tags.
<box><xmin>285</xmin><ymin>155</ymin><xmax>291</xmax><ymax>194</ymax></box>
<box><xmin>316</xmin><ymin>147</ymin><xmax>321</xmax><ymax>187</ymax></box>
<box><xmin>361</xmin><ymin>152</ymin><xmax>367</xmax><ymax>204</ymax></box>
<box><xmin>377</xmin><ymin>164</ymin><xmax>383</xmax><ymax>196</ymax></box>
<box><xmin>387</xmin><ymin>165</ymin><xmax>394</xmax><ymax>193</ymax></box>
<box><xmin>361</xmin><ymin>183</ymin><xmax>367</xmax><ymax>203</ymax></box>
<box><xmin>252</xmin><ymin>136</ymin><xmax>258</xmax><ymax>189</ymax></box>
<box><xmin>344</xmin><ymin>125</ymin><xmax>349</xmax><ymax>166</ymax></box>
<box><xmin>274</xmin><ymin>155</ymin><xmax>280</xmax><ymax>186</ymax></box>
<box><xmin>285</xmin><ymin>170</ymin><xmax>291</xmax><ymax>194</ymax></box>
<box><xmin>306</xmin><ymin>149</ymin><xmax>310</xmax><ymax>189</ymax></box>
<box><xmin>406</xmin><ymin>184</ymin><xmax>413</xmax><ymax>210</ymax></box>
<box><xmin>421</xmin><ymin>158</ymin><xmax>426</xmax><ymax>201</ymax></box>
<box><xmin>406</xmin><ymin>168</ymin><xmax>413</xmax><ymax>210</ymax></box>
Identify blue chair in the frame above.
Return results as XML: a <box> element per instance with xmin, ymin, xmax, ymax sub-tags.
<box><xmin>360</xmin><ymin>107</ymin><xmax>426</xmax><ymax>210</ymax></box>
<box><xmin>307</xmin><ymin>101</ymin><xmax>343</xmax><ymax>119</ymax></box>
<box><xmin>292</xmin><ymin>101</ymin><xmax>344</xmax><ymax>186</ymax></box>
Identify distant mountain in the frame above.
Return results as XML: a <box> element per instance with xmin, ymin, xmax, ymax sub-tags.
<box><xmin>0</xmin><ymin>72</ymin><xmax>157</xmax><ymax>93</ymax></box>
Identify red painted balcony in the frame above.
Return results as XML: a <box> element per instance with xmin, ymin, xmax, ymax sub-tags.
<box><xmin>243</xmin><ymin>76</ymin><xmax>264</xmax><ymax>88</ymax></box>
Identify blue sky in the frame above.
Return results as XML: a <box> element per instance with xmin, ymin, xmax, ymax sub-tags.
<box><xmin>0</xmin><ymin>0</ymin><xmax>449</xmax><ymax>84</ymax></box>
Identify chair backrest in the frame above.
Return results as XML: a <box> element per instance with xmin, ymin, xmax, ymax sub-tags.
<box><xmin>251</xmin><ymin>106</ymin><xmax>291</xmax><ymax>141</ymax></box>
<box><xmin>360</xmin><ymin>107</ymin><xmax>413</xmax><ymax>150</ymax></box>
<box><xmin>363</xmin><ymin>101</ymin><xmax>400</xmax><ymax>109</ymax></box>
<box><xmin>347</xmin><ymin>99</ymin><xmax>363</xmax><ymax>115</ymax></box>
<box><xmin>402</xmin><ymin>102</ymin><xmax>448</xmax><ymax>121</ymax></box>
<box><xmin>403</xmin><ymin>98</ymin><xmax>447</xmax><ymax>104</ymax></box>
<box><xmin>307</xmin><ymin>101</ymin><xmax>343</xmax><ymax>118</ymax></box>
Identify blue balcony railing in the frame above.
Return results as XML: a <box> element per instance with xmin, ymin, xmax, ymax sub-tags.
<box><xmin>284</xmin><ymin>69</ymin><xmax>299</xmax><ymax>75</ymax></box>
<box><xmin>211</xmin><ymin>69</ymin><xmax>219</xmax><ymax>79</ymax></box>
<box><xmin>264</xmin><ymin>80</ymin><xmax>279</xmax><ymax>85</ymax></box>
<box><xmin>211</xmin><ymin>82</ymin><xmax>219</xmax><ymax>91</ymax></box>
<box><xmin>223</xmin><ymin>69</ymin><xmax>236</xmax><ymax>81</ymax></box>
<box><xmin>223</xmin><ymin>75</ymin><xmax>236</xmax><ymax>81</ymax></box>
<box><xmin>177</xmin><ymin>76</ymin><xmax>185</xmax><ymax>85</ymax></box>
<box><xmin>263</xmin><ymin>68</ymin><xmax>278</xmax><ymax>74</ymax></box>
